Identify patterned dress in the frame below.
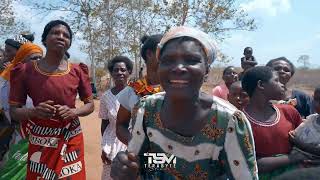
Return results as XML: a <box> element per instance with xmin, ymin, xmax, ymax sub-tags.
<box><xmin>9</xmin><ymin>61</ymin><xmax>92</xmax><ymax>180</ymax></box>
<box><xmin>128</xmin><ymin>92</ymin><xmax>258</xmax><ymax>179</ymax></box>
<box><xmin>99</xmin><ymin>89</ymin><xmax>126</xmax><ymax>179</ymax></box>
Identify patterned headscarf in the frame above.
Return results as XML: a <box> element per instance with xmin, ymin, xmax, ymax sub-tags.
<box><xmin>0</xmin><ymin>43</ymin><xmax>43</xmax><ymax>80</ymax></box>
<box><xmin>156</xmin><ymin>26</ymin><xmax>217</xmax><ymax>65</ymax></box>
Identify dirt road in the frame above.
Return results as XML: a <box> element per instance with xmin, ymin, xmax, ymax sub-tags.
<box><xmin>79</xmin><ymin>100</ymin><xmax>102</xmax><ymax>179</ymax></box>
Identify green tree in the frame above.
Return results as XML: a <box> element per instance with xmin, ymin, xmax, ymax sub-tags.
<box><xmin>155</xmin><ymin>0</ymin><xmax>256</xmax><ymax>39</ymax></box>
<box><xmin>25</xmin><ymin>0</ymin><xmax>257</xmax><ymax>81</ymax></box>
<box><xmin>0</xmin><ymin>0</ymin><xmax>29</xmax><ymax>43</ymax></box>
<box><xmin>297</xmin><ymin>55</ymin><xmax>310</xmax><ymax>69</ymax></box>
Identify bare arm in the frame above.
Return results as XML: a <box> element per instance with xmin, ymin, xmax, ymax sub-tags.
<box><xmin>101</xmin><ymin>119</ymin><xmax>109</xmax><ymax>136</ymax></box>
<box><xmin>54</xmin><ymin>100</ymin><xmax>94</xmax><ymax>120</ymax></box>
<box><xmin>10</xmin><ymin>100</ymin><xmax>57</xmax><ymax>122</ymax></box>
<box><xmin>10</xmin><ymin>105</ymin><xmax>32</xmax><ymax>123</ymax></box>
<box><xmin>116</xmin><ymin>105</ymin><xmax>131</xmax><ymax>145</ymax></box>
<box><xmin>257</xmin><ymin>149</ymin><xmax>308</xmax><ymax>173</ymax></box>
<box><xmin>73</xmin><ymin>100</ymin><xmax>94</xmax><ymax>117</ymax></box>
<box><xmin>10</xmin><ymin>100</ymin><xmax>94</xmax><ymax>122</ymax></box>
<box><xmin>257</xmin><ymin>156</ymin><xmax>291</xmax><ymax>173</ymax></box>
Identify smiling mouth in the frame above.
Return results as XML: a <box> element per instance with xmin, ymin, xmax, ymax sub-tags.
<box><xmin>169</xmin><ymin>80</ymin><xmax>189</xmax><ymax>87</ymax></box>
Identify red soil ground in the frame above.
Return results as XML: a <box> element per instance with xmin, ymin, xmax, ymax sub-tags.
<box><xmin>78</xmin><ymin>100</ymin><xmax>102</xmax><ymax>179</ymax></box>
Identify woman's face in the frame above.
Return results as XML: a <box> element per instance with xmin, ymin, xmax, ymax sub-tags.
<box><xmin>111</xmin><ymin>62</ymin><xmax>130</xmax><ymax>86</ymax></box>
<box><xmin>228</xmin><ymin>85</ymin><xmax>249</xmax><ymax>110</ymax></box>
<box><xmin>4</xmin><ymin>44</ymin><xmax>18</xmax><ymax>62</ymax></box>
<box><xmin>270</xmin><ymin>60</ymin><xmax>292</xmax><ymax>85</ymax></box>
<box><xmin>158</xmin><ymin>40</ymin><xmax>207</xmax><ymax>99</ymax></box>
<box><xmin>23</xmin><ymin>52</ymin><xmax>43</xmax><ymax>63</ymax></box>
<box><xmin>263</xmin><ymin>72</ymin><xmax>286</xmax><ymax>100</ymax></box>
<box><xmin>45</xmin><ymin>24</ymin><xmax>71</xmax><ymax>52</ymax></box>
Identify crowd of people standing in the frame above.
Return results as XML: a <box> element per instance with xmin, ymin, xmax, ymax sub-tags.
<box><xmin>0</xmin><ymin>19</ymin><xmax>319</xmax><ymax>180</ymax></box>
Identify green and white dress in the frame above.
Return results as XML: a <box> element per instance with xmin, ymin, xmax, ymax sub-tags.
<box><xmin>128</xmin><ymin>92</ymin><xmax>259</xmax><ymax>180</ymax></box>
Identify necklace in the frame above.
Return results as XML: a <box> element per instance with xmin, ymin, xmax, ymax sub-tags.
<box><xmin>243</xmin><ymin>105</ymin><xmax>280</xmax><ymax>127</ymax></box>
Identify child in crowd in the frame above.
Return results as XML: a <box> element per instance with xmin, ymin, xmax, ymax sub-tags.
<box><xmin>241</xmin><ymin>66</ymin><xmax>310</xmax><ymax>179</ymax></box>
<box><xmin>289</xmin><ymin>85</ymin><xmax>320</xmax><ymax>159</ymax></box>
<box><xmin>227</xmin><ymin>81</ymin><xmax>249</xmax><ymax>110</ymax></box>
<box><xmin>239</xmin><ymin>47</ymin><xmax>257</xmax><ymax>80</ymax></box>
<box><xmin>212</xmin><ymin>66</ymin><xmax>238</xmax><ymax>100</ymax></box>
<box><xmin>110</xmin><ymin>26</ymin><xmax>258</xmax><ymax>180</ymax></box>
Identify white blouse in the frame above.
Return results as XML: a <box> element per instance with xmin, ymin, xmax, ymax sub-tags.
<box><xmin>99</xmin><ymin>89</ymin><xmax>126</xmax><ymax>160</ymax></box>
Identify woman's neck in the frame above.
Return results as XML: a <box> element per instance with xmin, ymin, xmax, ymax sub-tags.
<box><xmin>146</xmin><ymin>68</ymin><xmax>159</xmax><ymax>85</ymax></box>
<box><xmin>161</xmin><ymin>92</ymin><xmax>213</xmax><ymax>137</ymax></box>
<box><xmin>111</xmin><ymin>84</ymin><xmax>126</xmax><ymax>95</ymax></box>
<box><xmin>165</xmin><ymin>96</ymin><xmax>199</xmax><ymax>112</ymax></box>
<box><xmin>163</xmin><ymin>92</ymin><xmax>211</xmax><ymax>120</ymax></box>
<box><xmin>43</xmin><ymin>50</ymin><xmax>65</xmax><ymax>67</ymax></box>
<box><xmin>247</xmin><ymin>96</ymin><xmax>270</xmax><ymax>110</ymax></box>
<box><xmin>245</xmin><ymin>94</ymin><xmax>275</xmax><ymax>122</ymax></box>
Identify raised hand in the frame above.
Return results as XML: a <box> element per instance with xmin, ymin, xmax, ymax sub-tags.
<box><xmin>101</xmin><ymin>151</ymin><xmax>112</xmax><ymax>165</ymax></box>
<box><xmin>111</xmin><ymin>151</ymin><xmax>139</xmax><ymax>180</ymax></box>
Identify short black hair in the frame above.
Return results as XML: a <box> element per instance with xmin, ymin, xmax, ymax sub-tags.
<box><xmin>242</xmin><ymin>66</ymin><xmax>274</xmax><ymax>97</ymax></box>
<box><xmin>244</xmin><ymin>47</ymin><xmax>253</xmax><ymax>53</ymax></box>
<box><xmin>140</xmin><ymin>34</ymin><xmax>162</xmax><ymax>62</ymax></box>
<box><xmin>223</xmin><ymin>66</ymin><xmax>235</xmax><ymax>75</ymax></box>
<box><xmin>41</xmin><ymin>20</ymin><xmax>73</xmax><ymax>47</ymax></box>
<box><xmin>107</xmin><ymin>56</ymin><xmax>133</xmax><ymax>74</ymax></box>
<box><xmin>266</xmin><ymin>57</ymin><xmax>296</xmax><ymax>76</ymax></box>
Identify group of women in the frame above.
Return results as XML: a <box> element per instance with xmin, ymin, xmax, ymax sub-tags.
<box><xmin>105</xmin><ymin>28</ymin><xmax>319</xmax><ymax>179</ymax></box>
<box><xmin>0</xmin><ymin>18</ymin><xmax>318</xmax><ymax>180</ymax></box>
<box><xmin>210</xmin><ymin>51</ymin><xmax>319</xmax><ymax>179</ymax></box>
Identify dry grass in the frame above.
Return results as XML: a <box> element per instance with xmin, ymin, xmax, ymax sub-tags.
<box><xmin>202</xmin><ymin>68</ymin><xmax>319</xmax><ymax>95</ymax></box>
<box><xmin>97</xmin><ymin>68</ymin><xmax>319</xmax><ymax>96</ymax></box>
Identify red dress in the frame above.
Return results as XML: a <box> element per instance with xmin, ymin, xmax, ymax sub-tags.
<box><xmin>244</xmin><ymin>104</ymin><xmax>302</xmax><ymax>157</ymax></box>
<box><xmin>9</xmin><ymin>61</ymin><xmax>92</xmax><ymax>180</ymax></box>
